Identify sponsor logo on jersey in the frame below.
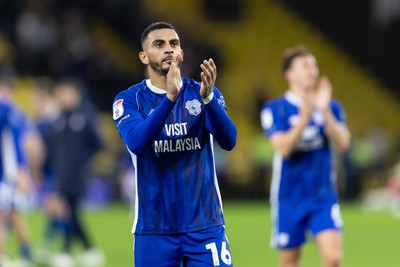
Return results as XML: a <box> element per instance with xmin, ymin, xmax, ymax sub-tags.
<box><xmin>113</xmin><ymin>99</ymin><xmax>124</xmax><ymax>120</ymax></box>
<box><xmin>164</xmin><ymin>123</ymin><xmax>188</xmax><ymax>136</ymax></box>
<box><xmin>298</xmin><ymin>125</ymin><xmax>324</xmax><ymax>151</ymax></box>
<box><xmin>185</xmin><ymin>99</ymin><xmax>202</xmax><ymax>116</ymax></box>
<box><xmin>154</xmin><ymin>137</ymin><xmax>201</xmax><ymax>153</ymax></box>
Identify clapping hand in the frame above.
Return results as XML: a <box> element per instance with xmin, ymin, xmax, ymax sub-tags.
<box><xmin>314</xmin><ymin>76</ymin><xmax>332</xmax><ymax>111</ymax></box>
<box><xmin>166</xmin><ymin>55</ymin><xmax>183</xmax><ymax>102</ymax></box>
<box><xmin>200</xmin><ymin>58</ymin><xmax>217</xmax><ymax>98</ymax></box>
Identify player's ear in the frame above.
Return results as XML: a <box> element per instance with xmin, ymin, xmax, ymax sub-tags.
<box><xmin>178</xmin><ymin>50</ymin><xmax>184</xmax><ymax>68</ymax></box>
<box><xmin>139</xmin><ymin>51</ymin><xmax>149</xmax><ymax>64</ymax></box>
<box><xmin>284</xmin><ymin>69</ymin><xmax>291</xmax><ymax>82</ymax></box>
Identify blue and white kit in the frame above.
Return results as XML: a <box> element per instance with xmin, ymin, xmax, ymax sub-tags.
<box><xmin>113</xmin><ymin>78</ymin><xmax>236</xmax><ymax>266</ymax></box>
<box><xmin>261</xmin><ymin>91</ymin><xmax>346</xmax><ymax>248</ymax></box>
<box><xmin>0</xmin><ymin>98</ymin><xmax>29</xmax><ymax>212</ymax></box>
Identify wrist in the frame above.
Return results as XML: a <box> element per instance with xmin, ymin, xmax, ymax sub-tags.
<box><xmin>167</xmin><ymin>93</ymin><xmax>177</xmax><ymax>102</ymax></box>
<box><xmin>298</xmin><ymin>116</ymin><xmax>310</xmax><ymax>129</ymax></box>
<box><xmin>202</xmin><ymin>92</ymin><xmax>214</xmax><ymax>104</ymax></box>
<box><xmin>320</xmin><ymin>106</ymin><xmax>331</xmax><ymax>115</ymax></box>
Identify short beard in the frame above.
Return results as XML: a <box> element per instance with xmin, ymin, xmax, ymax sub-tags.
<box><xmin>149</xmin><ymin>60</ymin><xmax>170</xmax><ymax>75</ymax></box>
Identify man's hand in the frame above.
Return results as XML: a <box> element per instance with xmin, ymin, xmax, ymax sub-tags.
<box><xmin>166</xmin><ymin>55</ymin><xmax>183</xmax><ymax>102</ymax></box>
<box><xmin>314</xmin><ymin>76</ymin><xmax>350</xmax><ymax>151</ymax></box>
<box><xmin>314</xmin><ymin>76</ymin><xmax>332</xmax><ymax>111</ymax></box>
<box><xmin>200</xmin><ymin>58</ymin><xmax>217</xmax><ymax>98</ymax></box>
<box><xmin>298</xmin><ymin>93</ymin><xmax>314</xmax><ymax>128</ymax></box>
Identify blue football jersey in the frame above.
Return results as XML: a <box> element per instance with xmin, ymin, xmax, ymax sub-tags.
<box><xmin>0</xmin><ymin>98</ymin><xmax>25</xmax><ymax>183</ymax></box>
<box><xmin>260</xmin><ymin>92</ymin><xmax>347</xmax><ymax>202</ymax></box>
<box><xmin>113</xmin><ymin>78</ymin><xmax>236</xmax><ymax>234</ymax></box>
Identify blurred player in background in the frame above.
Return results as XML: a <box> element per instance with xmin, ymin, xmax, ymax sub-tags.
<box><xmin>0</xmin><ymin>79</ymin><xmax>36</xmax><ymax>267</ymax></box>
<box><xmin>29</xmin><ymin>77</ymin><xmax>67</xmax><ymax>265</ymax></box>
<box><xmin>47</xmin><ymin>79</ymin><xmax>104</xmax><ymax>267</ymax></box>
<box><xmin>113</xmin><ymin>22</ymin><xmax>237</xmax><ymax>267</ymax></box>
<box><xmin>260</xmin><ymin>45</ymin><xmax>351</xmax><ymax>267</ymax></box>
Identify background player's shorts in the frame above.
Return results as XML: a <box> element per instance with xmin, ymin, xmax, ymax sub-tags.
<box><xmin>0</xmin><ymin>182</ymin><xmax>32</xmax><ymax>213</ymax></box>
<box><xmin>270</xmin><ymin>198</ymin><xmax>343</xmax><ymax>249</ymax></box>
<box><xmin>134</xmin><ymin>225</ymin><xmax>233</xmax><ymax>267</ymax></box>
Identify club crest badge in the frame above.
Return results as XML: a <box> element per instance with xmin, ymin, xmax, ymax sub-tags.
<box><xmin>113</xmin><ymin>99</ymin><xmax>124</xmax><ymax>120</ymax></box>
<box><xmin>185</xmin><ymin>99</ymin><xmax>202</xmax><ymax>116</ymax></box>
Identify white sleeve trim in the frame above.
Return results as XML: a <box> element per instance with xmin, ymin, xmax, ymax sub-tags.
<box><xmin>202</xmin><ymin>92</ymin><xmax>214</xmax><ymax>105</ymax></box>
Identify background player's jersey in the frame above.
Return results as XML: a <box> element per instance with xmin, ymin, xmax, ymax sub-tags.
<box><xmin>0</xmin><ymin>98</ymin><xmax>25</xmax><ymax>184</ymax></box>
<box><xmin>261</xmin><ymin>91</ymin><xmax>347</xmax><ymax>203</ymax></box>
<box><xmin>113</xmin><ymin>78</ymin><xmax>235</xmax><ymax>235</ymax></box>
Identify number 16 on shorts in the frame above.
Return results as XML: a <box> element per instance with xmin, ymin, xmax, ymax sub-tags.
<box><xmin>206</xmin><ymin>241</ymin><xmax>232</xmax><ymax>266</ymax></box>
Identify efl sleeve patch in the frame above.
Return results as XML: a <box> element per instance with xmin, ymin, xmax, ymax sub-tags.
<box><xmin>113</xmin><ymin>99</ymin><xmax>124</xmax><ymax>120</ymax></box>
<box><xmin>261</xmin><ymin>108</ymin><xmax>273</xmax><ymax>130</ymax></box>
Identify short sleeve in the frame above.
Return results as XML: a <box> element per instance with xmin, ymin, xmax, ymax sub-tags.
<box><xmin>260</xmin><ymin>101</ymin><xmax>287</xmax><ymax>138</ymax></box>
<box><xmin>330</xmin><ymin>100</ymin><xmax>347</xmax><ymax>124</ymax></box>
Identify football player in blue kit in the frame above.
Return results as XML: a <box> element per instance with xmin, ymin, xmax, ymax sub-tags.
<box><xmin>0</xmin><ymin>91</ymin><xmax>32</xmax><ymax>265</ymax></box>
<box><xmin>260</xmin><ymin>45</ymin><xmax>351</xmax><ymax>267</ymax></box>
<box><xmin>113</xmin><ymin>22</ymin><xmax>237</xmax><ymax>267</ymax></box>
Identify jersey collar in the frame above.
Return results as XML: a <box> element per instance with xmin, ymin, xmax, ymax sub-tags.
<box><xmin>285</xmin><ymin>91</ymin><xmax>303</xmax><ymax>107</ymax></box>
<box><xmin>146</xmin><ymin>79</ymin><xmax>183</xmax><ymax>95</ymax></box>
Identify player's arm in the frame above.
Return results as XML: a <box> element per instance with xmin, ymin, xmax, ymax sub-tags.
<box><xmin>10</xmin><ymin>113</ymin><xmax>32</xmax><ymax>193</ymax></box>
<box><xmin>264</xmin><ymin>96</ymin><xmax>313</xmax><ymax>158</ymax></box>
<box><xmin>270</xmin><ymin>129</ymin><xmax>305</xmax><ymax>159</ymax></box>
<box><xmin>322</xmin><ymin>106</ymin><xmax>351</xmax><ymax>152</ymax></box>
<box><xmin>114</xmin><ymin>95</ymin><xmax>175</xmax><ymax>155</ymax></box>
<box><xmin>203</xmin><ymin>93</ymin><xmax>237</xmax><ymax>151</ymax></box>
<box><xmin>200</xmin><ymin>58</ymin><xmax>236</xmax><ymax>150</ymax></box>
<box><xmin>269</xmin><ymin>113</ymin><xmax>309</xmax><ymax>158</ymax></box>
<box><xmin>116</xmin><ymin>59</ymin><xmax>183</xmax><ymax>155</ymax></box>
<box><xmin>315</xmin><ymin>77</ymin><xmax>351</xmax><ymax>152</ymax></box>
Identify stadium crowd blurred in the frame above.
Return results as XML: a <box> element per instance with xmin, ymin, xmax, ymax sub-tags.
<box><xmin>0</xmin><ymin>1</ymin><xmax>145</xmax><ymax>266</ymax></box>
<box><xmin>0</xmin><ymin>0</ymin><xmax>400</xmax><ymax>265</ymax></box>
<box><xmin>0</xmin><ymin>0</ymin><xmax>138</xmax><ymax>208</ymax></box>
<box><xmin>0</xmin><ymin>0</ymin><xmax>142</xmax><ymax>111</ymax></box>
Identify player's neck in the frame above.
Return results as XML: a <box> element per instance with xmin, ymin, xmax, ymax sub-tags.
<box><xmin>289</xmin><ymin>85</ymin><xmax>313</xmax><ymax>101</ymax></box>
<box><xmin>148</xmin><ymin>74</ymin><xmax>168</xmax><ymax>92</ymax></box>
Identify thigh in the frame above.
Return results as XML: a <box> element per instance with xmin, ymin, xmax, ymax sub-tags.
<box><xmin>271</xmin><ymin>201</ymin><xmax>307</xmax><ymax>249</ymax></box>
<box><xmin>279</xmin><ymin>248</ymin><xmax>301</xmax><ymax>267</ymax></box>
<box><xmin>11</xmin><ymin>189</ymin><xmax>32</xmax><ymax>213</ymax></box>
<box><xmin>182</xmin><ymin>226</ymin><xmax>233</xmax><ymax>267</ymax></box>
<box><xmin>314</xmin><ymin>230</ymin><xmax>342</xmax><ymax>257</ymax></box>
<box><xmin>134</xmin><ymin>234</ymin><xmax>182</xmax><ymax>267</ymax></box>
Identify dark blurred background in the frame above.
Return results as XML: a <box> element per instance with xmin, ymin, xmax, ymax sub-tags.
<box><xmin>1</xmin><ymin>0</ymin><xmax>399</xmax><ymax>204</ymax></box>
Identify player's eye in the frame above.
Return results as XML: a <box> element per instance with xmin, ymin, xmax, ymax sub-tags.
<box><xmin>154</xmin><ymin>41</ymin><xmax>164</xmax><ymax>48</ymax></box>
<box><xmin>171</xmin><ymin>41</ymin><xmax>180</xmax><ymax>47</ymax></box>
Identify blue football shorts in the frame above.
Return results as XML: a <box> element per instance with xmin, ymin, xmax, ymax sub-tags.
<box><xmin>0</xmin><ymin>182</ymin><xmax>32</xmax><ymax>213</ymax></box>
<box><xmin>134</xmin><ymin>225</ymin><xmax>233</xmax><ymax>267</ymax></box>
<box><xmin>270</xmin><ymin>198</ymin><xmax>343</xmax><ymax>249</ymax></box>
